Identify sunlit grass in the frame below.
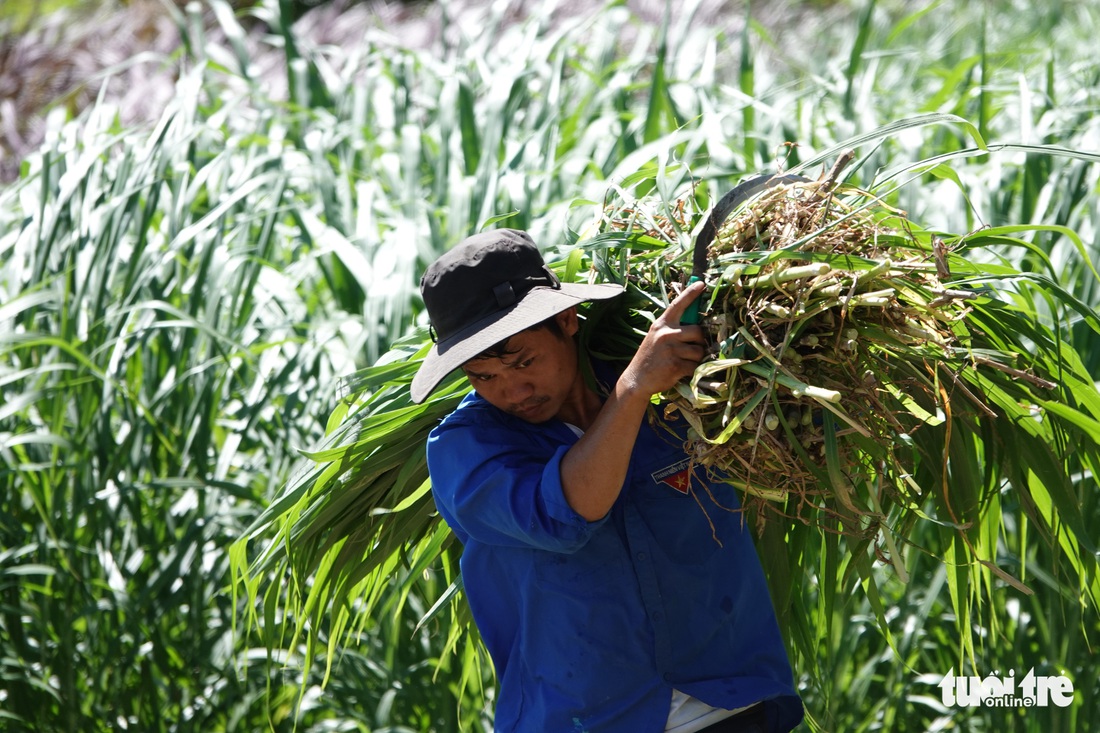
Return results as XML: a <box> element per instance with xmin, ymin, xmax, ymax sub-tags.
<box><xmin>0</xmin><ymin>0</ymin><xmax>82</xmax><ymax>24</ymax></box>
<box><xmin>3</xmin><ymin>0</ymin><xmax>1099</xmax><ymax>731</ymax></box>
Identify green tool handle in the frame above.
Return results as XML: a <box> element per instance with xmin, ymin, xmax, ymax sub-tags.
<box><xmin>681</xmin><ymin>275</ymin><xmax>703</xmax><ymax>325</ymax></box>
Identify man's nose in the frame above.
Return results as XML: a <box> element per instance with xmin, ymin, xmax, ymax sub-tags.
<box><xmin>503</xmin><ymin>375</ymin><xmax>534</xmax><ymax>403</ymax></box>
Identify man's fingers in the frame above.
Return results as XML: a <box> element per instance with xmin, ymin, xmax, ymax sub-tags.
<box><xmin>676</xmin><ymin>345</ymin><xmax>706</xmax><ymax>380</ymax></box>
<box><xmin>678</xmin><ymin>325</ymin><xmax>707</xmax><ymax>348</ymax></box>
<box><xmin>632</xmin><ymin>283</ymin><xmax>709</xmax><ymax>393</ymax></box>
<box><xmin>662</xmin><ymin>281</ymin><xmax>706</xmax><ymax>324</ymax></box>
<box><xmin>683</xmin><ymin>340</ymin><xmax>707</xmax><ymax>359</ymax></box>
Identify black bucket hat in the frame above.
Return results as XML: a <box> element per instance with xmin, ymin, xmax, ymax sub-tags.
<box><xmin>410</xmin><ymin>229</ymin><xmax>623</xmax><ymax>403</ymax></box>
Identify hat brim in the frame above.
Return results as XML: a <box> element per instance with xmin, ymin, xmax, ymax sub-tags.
<box><xmin>410</xmin><ymin>282</ymin><xmax>623</xmax><ymax>403</ymax></box>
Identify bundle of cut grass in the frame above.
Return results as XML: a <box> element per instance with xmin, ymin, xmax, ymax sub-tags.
<box><xmin>585</xmin><ymin>167</ymin><xmax>1100</xmax><ymax>579</ymax></box>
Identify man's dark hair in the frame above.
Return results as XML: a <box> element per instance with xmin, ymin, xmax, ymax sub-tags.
<box><xmin>475</xmin><ymin>314</ymin><xmax>566</xmax><ymax>360</ymax></box>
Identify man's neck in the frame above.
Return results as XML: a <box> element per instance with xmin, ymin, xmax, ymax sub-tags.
<box><xmin>554</xmin><ymin>384</ymin><xmax>603</xmax><ymax>431</ymax></box>
<box><xmin>552</xmin><ymin>357</ymin><xmax>606</xmax><ymax>430</ymax></box>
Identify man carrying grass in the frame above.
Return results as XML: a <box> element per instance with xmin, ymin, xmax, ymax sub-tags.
<box><xmin>410</xmin><ymin>229</ymin><xmax>804</xmax><ymax>732</ymax></box>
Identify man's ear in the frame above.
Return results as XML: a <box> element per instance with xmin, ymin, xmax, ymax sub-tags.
<box><xmin>556</xmin><ymin>307</ymin><xmax>580</xmax><ymax>337</ymax></box>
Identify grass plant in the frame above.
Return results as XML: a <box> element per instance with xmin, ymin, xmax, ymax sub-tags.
<box><xmin>3</xmin><ymin>0</ymin><xmax>1099</xmax><ymax>731</ymax></box>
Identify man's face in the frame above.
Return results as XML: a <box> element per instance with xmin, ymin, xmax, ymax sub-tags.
<box><xmin>462</xmin><ymin>309</ymin><xmax>581</xmax><ymax>424</ymax></box>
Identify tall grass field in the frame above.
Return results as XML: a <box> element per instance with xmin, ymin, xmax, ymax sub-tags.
<box><xmin>2</xmin><ymin>0</ymin><xmax>1098</xmax><ymax>731</ymax></box>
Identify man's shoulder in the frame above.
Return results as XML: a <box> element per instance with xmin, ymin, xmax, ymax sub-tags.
<box><xmin>426</xmin><ymin>393</ymin><xmax>572</xmax><ymax>485</ymax></box>
<box><xmin>436</xmin><ymin>391</ymin><xmax>504</xmax><ymax>429</ymax></box>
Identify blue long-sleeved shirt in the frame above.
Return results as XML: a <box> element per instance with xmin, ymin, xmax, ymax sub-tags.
<box><xmin>427</xmin><ymin>376</ymin><xmax>804</xmax><ymax>732</ymax></box>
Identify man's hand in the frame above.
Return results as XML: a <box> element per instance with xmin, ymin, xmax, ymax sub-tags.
<box><xmin>619</xmin><ymin>280</ymin><xmax>707</xmax><ymax>398</ymax></box>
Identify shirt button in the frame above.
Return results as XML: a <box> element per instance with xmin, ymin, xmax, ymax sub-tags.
<box><xmin>653</xmin><ymin>611</ymin><xmax>664</xmax><ymax>621</ymax></box>
<box><xmin>636</xmin><ymin>552</ymin><xmax>647</xmax><ymax>561</ymax></box>
<box><xmin>663</xmin><ymin>673</ymin><xmax>672</xmax><ymax>682</ymax></box>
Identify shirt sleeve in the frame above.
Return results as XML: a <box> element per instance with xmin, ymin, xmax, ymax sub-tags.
<box><xmin>427</xmin><ymin>416</ymin><xmax>605</xmax><ymax>552</ymax></box>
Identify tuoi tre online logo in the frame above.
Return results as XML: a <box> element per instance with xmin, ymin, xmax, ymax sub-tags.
<box><xmin>939</xmin><ymin>668</ymin><xmax>1075</xmax><ymax>708</ymax></box>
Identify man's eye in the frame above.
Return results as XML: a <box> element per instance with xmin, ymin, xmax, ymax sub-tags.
<box><xmin>471</xmin><ymin>374</ymin><xmax>493</xmax><ymax>382</ymax></box>
<box><xmin>516</xmin><ymin>358</ymin><xmax>534</xmax><ymax>369</ymax></box>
